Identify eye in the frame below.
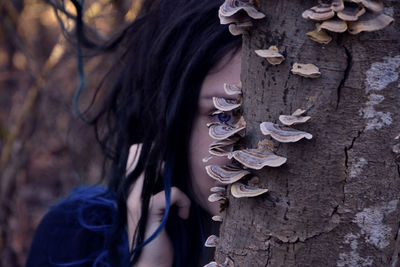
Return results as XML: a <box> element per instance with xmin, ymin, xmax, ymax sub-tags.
<box><xmin>217</xmin><ymin>113</ymin><xmax>232</xmax><ymax>123</ymax></box>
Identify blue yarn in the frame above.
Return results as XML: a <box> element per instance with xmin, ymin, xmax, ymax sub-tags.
<box><xmin>47</xmin><ymin>186</ymin><xmax>128</xmax><ymax>266</ymax></box>
<box><xmin>70</xmin><ymin>0</ymin><xmax>88</xmax><ymax>121</ymax></box>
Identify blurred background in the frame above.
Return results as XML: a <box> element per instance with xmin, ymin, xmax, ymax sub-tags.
<box><xmin>0</xmin><ymin>0</ymin><xmax>141</xmax><ymax>265</ymax></box>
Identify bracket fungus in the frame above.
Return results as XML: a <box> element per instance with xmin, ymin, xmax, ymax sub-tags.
<box><xmin>224</xmin><ymin>82</ymin><xmax>242</xmax><ymax>95</ymax></box>
<box><xmin>205</xmin><ymin>235</ymin><xmax>219</xmax><ymax>247</ymax></box>
<box><xmin>212</xmin><ymin>215</ymin><xmax>223</xmax><ymax>222</ymax></box>
<box><xmin>228</xmin><ymin>20</ymin><xmax>253</xmax><ymax>35</ymax></box>
<box><xmin>213</xmin><ymin>97</ymin><xmax>242</xmax><ymax>112</ymax></box>
<box><xmin>260</xmin><ymin>122</ymin><xmax>313</xmax><ymax>143</ymax></box>
<box><xmin>205</xmin><ymin>165</ymin><xmax>250</xmax><ymax>184</ymax></box>
<box><xmin>393</xmin><ymin>144</ymin><xmax>400</xmax><ymax>154</ymax></box>
<box><xmin>302</xmin><ymin>0</ymin><xmax>393</xmax><ymax>42</ymax></box>
<box><xmin>254</xmin><ymin>46</ymin><xmax>285</xmax><ymax>65</ymax></box>
<box><xmin>231</xmin><ymin>182</ymin><xmax>268</xmax><ymax>198</ymax></box>
<box><xmin>347</xmin><ymin>12</ymin><xmax>394</xmax><ymax>34</ymax></box>
<box><xmin>219</xmin><ymin>0</ymin><xmax>265</xmax><ymax>35</ymax></box>
<box><xmin>279</xmin><ymin>113</ymin><xmax>311</xmax><ymax>126</ymax></box>
<box><xmin>229</xmin><ymin>148</ymin><xmax>287</xmax><ymax>169</ymax></box>
<box><xmin>219</xmin><ymin>0</ymin><xmax>265</xmax><ymax>22</ymax></box>
<box><xmin>317</xmin><ymin>18</ymin><xmax>348</xmax><ymax>32</ymax></box>
<box><xmin>306</xmin><ymin>24</ymin><xmax>333</xmax><ymax>44</ymax></box>
<box><xmin>208</xmin><ymin>117</ymin><xmax>246</xmax><ymax>140</ymax></box>
<box><xmin>302</xmin><ymin>4</ymin><xmax>335</xmax><ymax>21</ymax></box>
<box><xmin>291</xmin><ymin>63</ymin><xmax>321</xmax><ymax>78</ymax></box>
<box><xmin>208</xmin><ymin>193</ymin><xmax>226</xmax><ymax>203</ymax></box>
<box><xmin>210</xmin><ymin>186</ymin><xmax>227</xmax><ymax>193</ymax></box>
<box><xmin>208</xmin><ymin>137</ymin><xmax>239</xmax><ymax>158</ymax></box>
<box><xmin>337</xmin><ymin>3</ymin><xmax>365</xmax><ymax>21</ymax></box>
<box><xmin>204</xmin><ymin>258</ymin><xmax>234</xmax><ymax>267</ymax></box>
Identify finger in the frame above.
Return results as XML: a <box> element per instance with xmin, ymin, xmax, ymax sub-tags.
<box><xmin>126</xmin><ymin>143</ymin><xmax>143</xmax><ymax>175</ymax></box>
<box><xmin>150</xmin><ymin>187</ymin><xmax>191</xmax><ymax>220</ymax></box>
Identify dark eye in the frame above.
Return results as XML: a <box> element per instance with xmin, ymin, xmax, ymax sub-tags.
<box><xmin>217</xmin><ymin>113</ymin><xmax>232</xmax><ymax>123</ymax></box>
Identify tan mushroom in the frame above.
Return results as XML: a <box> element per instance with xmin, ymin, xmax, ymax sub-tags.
<box><xmin>213</xmin><ymin>97</ymin><xmax>242</xmax><ymax>112</ymax></box>
<box><xmin>392</xmin><ymin>144</ymin><xmax>400</xmax><ymax>154</ymax></box>
<box><xmin>302</xmin><ymin>4</ymin><xmax>335</xmax><ymax>20</ymax></box>
<box><xmin>209</xmin><ymin>117</ymin><xmax>246</xmax><ymax>140</ymax></box>
<box><xmin>204</xmin><ymin>257</ymin><xmax>234</xmax><ymax>267</ymax></box>
<box><xmin>331</xmin><ymin>0</ymin><xmax>345</xmax><ymax>12</ymax></box>
<box><xmin>292</xmin><ymin>108</ymin><xmax>307</xmax><ymax>116</ymax></box>
<box><xmin>347</xmin><ymin>12</ymin><xmax>393</xmax><ymax>34</ymax></box>
<box><xmin>231</xmin><ymin>182</ymin><xmax>268</xmax><ymax>198</ymax></box>
<box><xmin>317</xmin><ymin>18</ymin><xmax>348</xmax><ymax>32</ymax></box>
<box><xmin>229</xmin><ymin>148</ymin><xmax>287</xmax><ymax>169</ymax></box>
<box><xmin>229</xmin><ymin>24</ymin><xmax>246</xmax><ymax>35</ymax></box>
<box><xmin>257</xmin><ymin>138</ymin><xmax>275</xmax><ymax>152</ymax></box>
<box><xmin>291</xmin><ymin>63</ymin><xmax>321</xmax><ymax>78</ymax></box>
<box><xmin>254</xmin><ymin>46</ymin><xmax>285</xmax><ymax>65</ymax></box>
<box><xmin>260</xmin><ymin>122</ymin><xmax>313</xmax><ymax>142</ymax></box>
<box><xmin>212</xmin><ymin>215</ymin><xmax>223</xmax><ymax>222</ymax></box>
<box><xmin>208</xmin><ymin>193</ymin><xmax>226</xmax><ymax>203</ymax></box>
<box><xmin>224</xmin><ymin>82</ymin><xmax>242</xmax><ymax>95</ymax></box>
<box><xmin>337</xmin><ymin>3</ymin><xmax>365</xmax><ymax>21</ymax></box>
<box><xmin>228</xmin><ymin>20</ymin><xmax>253</xmax><ymax>35</ymax></box>
<box><xmin>205</xmin><ymin>235</ymin><xmax>219</xmax><ymax>247</ymax></box>
<box><xmin>359</xmin><ymin>0</ymin><xmax>384</xmax><ymax>12</ymax></box>
<box><xmin>279</xmin><ymin>114</ymin><xmax>311</xmax><ymax>126</ymax></box>
<box><xmin>222</xmin><ymin>257</ymin><xmax>234</xmax><ymax>267</ymax></box>
<box><xmin>205</xmin><ymin>165</ymin><xmax>250</xmax><ymax>184</ymax></box>
<box><xmin>306</xmin><ymin>24</ymin><xmax>332</xmax><ymax>44</ymax></box>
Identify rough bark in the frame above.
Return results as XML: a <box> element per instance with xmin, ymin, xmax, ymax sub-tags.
<box><xmin>216</xmin><ymin>1</ymin><xmax>400</xmax><ymax>266</ymax></box>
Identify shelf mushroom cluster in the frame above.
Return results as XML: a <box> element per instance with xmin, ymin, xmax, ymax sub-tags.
<box><xmin>218</xmin><ymin>0</ymin><xmax>265</xmax><ymax>35</ymax></box>
<box><xmin>202</xmin><ymin>84</ymin><xmax>316</xmax><ymax>267</ymax></box>
<box><xmin>203</xmin><ymin>82</ymin><xmax>273</xmax><ymax>267</ymax></box>
<box><xmin>260</xmin><ymin>109</ymin><xmax>312</xmax><ymax>143</ymax></box>
<box><xmin>302</xmin><ymin>0</ymin><xmax>394</xmax><ymax>44</ymax></box>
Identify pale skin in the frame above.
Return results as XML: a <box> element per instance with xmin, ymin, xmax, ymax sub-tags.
<box><xmin>126</xmin><ymin>49</ymin><xmax>241</xmax><ymax>267</ymax></box>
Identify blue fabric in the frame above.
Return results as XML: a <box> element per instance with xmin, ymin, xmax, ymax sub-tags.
<box><xmin>26</xmin><ymin>186</ymin><xmax>130</xmax><ymax>267</ymax></box>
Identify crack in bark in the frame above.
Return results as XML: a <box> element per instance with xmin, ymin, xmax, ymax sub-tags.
<box><xmin>397</xmin><ymin>163</ymin><xmax>400</xmax><ymax>179</ymax></box>
<box><xmin>283</xmin><ymin>74</ymin><xmax>290</xmax><ymax>106</ymax></box>
<box><xmin>265</xmin><ymin>242</ymin><xmax>271</xmax><ymax>267</ymax></box>
<box><xmin>344</xmin><ymin>130</ymin><xmax>363</xmax><ymax>172</ymax></box>
<box><xmin>336</xmin><ymin>46</ymin><xmax>352</xmax><ymax>109</ymax></box>
<box><xmin>270</xmin><ymin>224</ymin><xmax>339</xmax><ymax>245</ymax></box>
<box><xmin>343</xmin><ymin>130</ymin><xmax>363</xmax><ymax>203</ymax></box>
<box><xmin>330</xmin><ymin>204</ymin><xmax>339</xmax><ymax>217</ymax></box>
<box><xmin>390</xmin><ymin>221</ymin><xmax>400</xmax><ymax>266</ymax></box>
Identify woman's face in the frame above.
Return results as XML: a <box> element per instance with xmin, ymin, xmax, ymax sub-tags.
<box><xmin>189</xmin><ymin>49</ymin><xmax>241</xmax><ymax>215</ymax></box>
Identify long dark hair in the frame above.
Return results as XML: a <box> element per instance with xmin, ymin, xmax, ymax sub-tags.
<box><xmin>68</xmin><ymin>0</ymin><xmax>241</xmax><ymax>265</ymax></box>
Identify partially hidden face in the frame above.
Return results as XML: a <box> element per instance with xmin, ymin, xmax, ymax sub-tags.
<box><xmin>189</xmin><ymin>49</ymin><xmax>241</xmax><ymax>215</ymax></box>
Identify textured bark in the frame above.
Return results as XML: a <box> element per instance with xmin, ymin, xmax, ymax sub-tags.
<box><xmin>216</xmin><ymin>1</ymin><xmax>400</xmax><ymax>266</ymax></box>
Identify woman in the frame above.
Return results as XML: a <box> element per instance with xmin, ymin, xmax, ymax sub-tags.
<box><xmin>27</xmin><ymin>0</ymin><xmax>242</xmax><ymax>266</ymax></box>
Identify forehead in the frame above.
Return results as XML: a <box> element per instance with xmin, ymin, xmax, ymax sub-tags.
<box><xmin>200</xmin><ymin>50</ymin><xmax>241</xmax><ymax>99</ymax></box>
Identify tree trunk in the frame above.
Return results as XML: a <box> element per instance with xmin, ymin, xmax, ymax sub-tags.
<box><xmin>216</xmin><ymin>1</ymin><xmax>400</xmax><ymax>266</ymax></box>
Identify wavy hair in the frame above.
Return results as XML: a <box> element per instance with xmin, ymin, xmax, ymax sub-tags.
<box><xmin>66</xmin><ymin>0</ymin><xmax>241</xmax><ymax>265</ymax></box>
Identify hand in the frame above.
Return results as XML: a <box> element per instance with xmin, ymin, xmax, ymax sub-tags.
<box><xmin>126</xmin><ymin>146</ymin><xmax>191</xmax><ymax>267</ymax></box>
